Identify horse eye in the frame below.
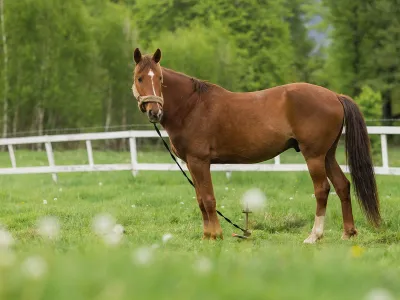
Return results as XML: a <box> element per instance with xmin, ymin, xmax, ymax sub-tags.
<box><xmin>138</xmin><ymin>77</ymin><xmax>143</xmax><ymax>83</ymax></box>
<box><xmin>159</xmin><ymin>76</ymin><xmax>162</xmax><ymax>81</ymax></box>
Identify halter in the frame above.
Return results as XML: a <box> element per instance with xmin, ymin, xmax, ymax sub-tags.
<box><xmin>132</xmin><ymin>72</ymin><xmax>164</xmax><ymax>113</ymax></box>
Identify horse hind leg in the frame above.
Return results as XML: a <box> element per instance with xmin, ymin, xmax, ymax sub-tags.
<box><xmin>325</xmin><ymin>144</ymin><xmax>357</xmax><ymax>240</ymax></box>
<box><xmin>303</xmin><ymin>155</ymin><xmax>331</xmax><ymax>244</ymax></box>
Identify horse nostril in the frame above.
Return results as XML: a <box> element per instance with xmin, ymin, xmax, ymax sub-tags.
<box><xmin>148</xmin><ymin>109</ymin><xmax>158</xmax><ymax>118</ymax></box>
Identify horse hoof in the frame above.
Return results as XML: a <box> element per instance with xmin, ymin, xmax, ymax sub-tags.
<box><xmin>341</xmin><ymin>229</ymin><xmax>358</xmax><ymax>240</ymax></box>
<box><xmin>202</xmin><ymin>232</ymin><xmax>211</xmax><ymax>240</ymax></box>
<box><xmin>303</xmin><ymin>233</ymin><xmax>322</xmax><ymax>244</ymax></box>
<box><xmin>210</xmin><ymin>232</ymin><xmax>224</xmax><ymax>240</ymax></box>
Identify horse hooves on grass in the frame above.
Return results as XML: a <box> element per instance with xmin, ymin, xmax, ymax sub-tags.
<box><xmin>303</xmin><ymin>234</ymin><xmax>323</xmax><ymax>244</ymax></box>
<box><xmin>341</xmin><ymin>230</ymin><xmax>358</xmax><ymax>240</ymax></box>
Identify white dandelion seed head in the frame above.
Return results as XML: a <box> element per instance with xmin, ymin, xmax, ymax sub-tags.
<box><xmin>365</xmin><ymin>288</ymin><xmax>394</xmax><ymax>300</ymax></box>
<box><xmin>98</xmin><ymin>182</ymin><xmax>103</xmax><ymax>186</ymax></box>
<box><xmin>225</xmin><ymin>187</ymin><xmax>229</xmax><ymax>191</ymax></box>
<box><xmin>131</xmin><ymin>204</ymin><xmax>136</xmax><ymax>208</ymax></box>
<box><xmin>92</xmin><ymin>213</ymin><xmax>116</xmax><ymax>236</ymax></box>
<box><xmin>132</xmin><ymin>247</ymin><xmax>153</xmax><ymax>265</ymax></box>
<box><xmin>241</xmin><ymin>188</ymin><xmax>266</xmax><ymax>212</ymax></box>
<box><xmin>43</xmin><ymin>200</ymin><xmax>47</xmax><ymax>205</ymax></box>
<box><xmin>162</xmin><ymin>233</ymin><xmax>173</xmax><ymax>244</ymax></box>
<box><xmin>113</xmin><ymin>224</ymin><xmax>124</xmax><ymax>235</ymax></box>
<box><xmin>37</xmin><ymin>216</ymin><xmax>60</xmax><ymax>240</ymax></box>
<box><xmin>21</xmin><ymin>256</ymin><xmax>47</xmax><ymax>280</ymax></box>
<box><xmin>193</xmin><ymin>256</ymin><xmax>213</xmax><ymax>274</ymax></box>
<box><xmin>0</xmin><ymin>227</ymin><xmax>14</xmax><ymax>249</ymax></box>
<box><xmin>53</xmin><ymin>197</ymin><xmax>58</xmax><ymax>201</ymax></box>
<box><xmin>103</xmin><ymin>231</ymin><xmax>123</xmax><ymax>246</ymax></box>
<box><xmin>289</xmin><ymin>197</ymin><xmax>294</xmax><ymax>200</ymax></box>
<box><xmin>180</xmin><ymin>202</ymin><xmax>185</xmax><ymax>205</ymax></box>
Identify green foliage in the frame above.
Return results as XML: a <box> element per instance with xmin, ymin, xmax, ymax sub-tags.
<box><xmin>354</xmin><ymin>85</ymin><xmax>382</xmax><ymax>124</ymax></box>
<box><xmin>134</xmin><ymin>0</ymin><xmax>316</xmax><ymax>91</ymax></box>
<box><xmin>148</xmin><ymin>21</ymin><xmax>244</xmax><ymax>92</ymax></box>
<box><xmin>0</xmin><ymin>0</ymin><xmax>398</xmax><ymax>140</ymax></box>
<box><xmin>322</xmin><ymin>0</ymin><xmax>400</xmax><ymax>120</ymax></box>
<box><xmin>354</xmin><ymin>85</ymin><xmax>383</xmax><ymax>154</ymax></box>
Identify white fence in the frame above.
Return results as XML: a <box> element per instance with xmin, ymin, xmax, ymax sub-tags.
<box><xmin>0</xmin><ymin>126</ymin><xmax>399</xmax><ymax>183</ymax></box>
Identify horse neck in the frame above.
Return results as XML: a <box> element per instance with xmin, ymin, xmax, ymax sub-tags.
<box><xmin>160</xmin><ymin>68</ymin><xmax>200</xmax><ymax>130</ymax></box>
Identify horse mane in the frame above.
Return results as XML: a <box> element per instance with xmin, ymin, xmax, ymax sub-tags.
<box><xmin>190</xmin><ymin>77</ymin><xmax>211</xmax><ymax>94</ymax></box>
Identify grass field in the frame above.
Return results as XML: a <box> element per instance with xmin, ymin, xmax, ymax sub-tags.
<box><xmin>0</xmin><ymin>147</ymin><xmax>400</xmax><ymax>300</ymax></box>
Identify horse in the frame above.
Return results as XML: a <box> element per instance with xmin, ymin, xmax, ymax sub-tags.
<box><xmin>131</xmin><ymin>48</ymin><xmax>381</xmax><ymax>243</ymax></box>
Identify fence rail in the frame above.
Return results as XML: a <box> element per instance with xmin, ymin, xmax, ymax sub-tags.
<box><xmin>0</xmin><ymin>126</ymin><xmax>399</xmax><ymax>183</ymax></box>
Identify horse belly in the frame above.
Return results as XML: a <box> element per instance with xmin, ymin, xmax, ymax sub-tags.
<box><xmin>210</xmin><ymin>132</ymin><xmax>289</xmax><ymax>164</ymax></box>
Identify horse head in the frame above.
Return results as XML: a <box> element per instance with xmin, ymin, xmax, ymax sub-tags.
<box><xmin>132</xmin><ymin>48</ymin><xmax>164</xmax><ymax>123</ymax></box>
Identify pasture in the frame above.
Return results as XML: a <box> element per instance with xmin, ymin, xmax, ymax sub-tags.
<box><xmin>0</xmin><ymin>146</ymin><xmax>400</xmax><ymax>300</ymax></box>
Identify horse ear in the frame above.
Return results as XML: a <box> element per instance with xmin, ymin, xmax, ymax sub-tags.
<box><xmin>152</xmin><ymin>48</ymin><xmax>162</xmax><ymax>64</ymax></box>
<box><xmin>134</xmin><ymin>48</ymin><xmax>142</xmax><ymax>64</ymax></box>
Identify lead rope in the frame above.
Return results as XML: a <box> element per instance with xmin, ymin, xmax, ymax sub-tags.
<box><xmin>153</xmin><ymin>124</ymin><xmax>250</xmax><ymax>236</ymax></box>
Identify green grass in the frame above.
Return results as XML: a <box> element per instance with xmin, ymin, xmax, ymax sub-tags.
<box><xmin>0</xmin><ymin>149</ymin><xmax>400</xmax><ymax>300</ymax></box>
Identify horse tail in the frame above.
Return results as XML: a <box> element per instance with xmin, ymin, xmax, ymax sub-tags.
<box><xmin>337</xmin><ymin>94</ymin><xmax>381</xmax><ymax>227</ymax></box>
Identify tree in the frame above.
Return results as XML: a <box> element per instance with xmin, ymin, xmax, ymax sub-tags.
<box><xmin>0</xmin><ymin>0</ymin><xmax>8</xmax><ymax>143</ymax></box>
<box><xmin>322</xmin><ymin>0</ymin><xmax>400</xmax><ymax>121</ymax></box>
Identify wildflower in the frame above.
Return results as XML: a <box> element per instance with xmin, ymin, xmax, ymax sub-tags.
<box><xmin>92</xmin><ymin>213</ymin><xmax>115</xmax><ymax>236</ymax></box>
<box><xmin>241</xmin><ymin>188</ymin><xmax>266</xmax><ymax>212</ymax></box>
<box><xmin>365</xmin><ymin>288</ymin><xmax>394</xmax><ymax>300</ymax></box>
<box><xmin>193</xmin><ymin>256</ymin><xmax>212</xmax><ymax>274</ymax></box>
<box><xmin>21</xmin><ymin>256</ymin><xmax>47</xmax><ymax>280</ymax></box>
<box><xmin>132</xmin><ymin>247</ymin><xmax>153</xmax><ymax>265</ymax></box>
<box><xmin>350</xmin><ymin>245</ymin><xmax>364</xmax><ymax>258</ymax></box>
<box><xmin>0</xmin><ymin>228</ymin><xmax>14</xmax><ymax>249</ymax></box>
<box><xmin>37</xmin><ymin>216</ymin><xmax>60</xmax><ymax>240</ymax></box>
<box><xmin>162</xmin><ymin>233</ymin><xmax>173</xmax><ymax>244</ymax></box>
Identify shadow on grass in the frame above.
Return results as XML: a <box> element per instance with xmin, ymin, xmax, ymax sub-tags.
<box><xmin>252</xmin><ymin>213</ymin><xmax>308</xmax><ymax>233</ymax></box>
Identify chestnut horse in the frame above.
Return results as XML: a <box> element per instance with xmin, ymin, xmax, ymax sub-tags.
<box><xmin>132</xmin><ymin>48</ymin><xmax>381</xmax><ymax>243</ymax></box>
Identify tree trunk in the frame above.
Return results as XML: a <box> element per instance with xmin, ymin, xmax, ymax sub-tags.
<box><xmin>382</xmin><ymin>90</ymin><xmax>392</xmax><ymax>126</ymax></box>
<box><xmin>104</xmin><ymin>84</ymin><xmax>112</xmax><ymax>149</ymax></box>
<box><xmin>12</xmin><ymin>107</ymin><xmax>18</xmax><ymax>137</ymax></box>
<box><xmin>0</xmin><ymin>0</ymin><xmax>9</xmax><ymax>150</ymax></box>
<box><xmin>36</xmin><ymin>105</ymin><xmax>44</xmax><ymax>151</ymax></box>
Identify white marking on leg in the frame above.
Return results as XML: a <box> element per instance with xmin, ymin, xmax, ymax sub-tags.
<box><xmin>303</xmin><ymin>215</ymin><xmax>325</xmax><ymax>244</ymax></box>
<box><xmin>314</xmin><ymin>215</ymin><xmax>325</xmax><ymax>236</ymax></box>
<box><xmin>148</xmin><ymin>69</ymin><xmax>156</xmax><ymax>96</ymax></box>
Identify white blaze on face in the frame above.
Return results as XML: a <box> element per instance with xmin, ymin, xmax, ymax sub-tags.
<box><xmin>148</xmin><ymin>69</ymin><xmax>157</xmax><ymax>96</ymax></box>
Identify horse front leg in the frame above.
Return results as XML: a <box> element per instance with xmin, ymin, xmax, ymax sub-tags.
<box><xmin>187</xmin><ymin>165</ymin><xmax>211</xmax><ymax>239</ymax></box>
<box><xmin>186</xmin><ymin>157</ymin><xmax>223</xmax><ymax>240</ymax></box>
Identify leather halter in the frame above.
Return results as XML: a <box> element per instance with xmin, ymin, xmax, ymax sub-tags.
<box><xmin>132</xmin><ymin>72</ymin><xmax>164</xmax><ymax>113</ymax></box>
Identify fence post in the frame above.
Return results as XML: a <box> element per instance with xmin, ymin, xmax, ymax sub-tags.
<box><xmin>381</xmin><ymin>134</ymin><xmax>389</xmax><ymax>171</ymax></box>
<box><xmin>129</xmin><ymin>133</ymin><xmax>138</xmax><ymax>177</ymax></box>
<box><xmin>45</xmin><ymin>141</ymin><xmax>58</xmax><ymax>183</ymax></box>
<box><xmin>86</xmin><ymin>140</ymin><xmax>94</xmax><ymax>167</ymax></box>
<box><xmin>7</xmin><ymin>145</ymin><xmax>16</xmax><ymax>168</ymax></box>
<box><xmin>274</xmin><ymin>155</ymin><xmax>281</xmax><ymax>165</ymax></box>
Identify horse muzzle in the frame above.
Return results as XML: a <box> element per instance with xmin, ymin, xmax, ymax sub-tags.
<box><xmin>147</xmin><ymin>108</ymin><xmax>163</xmax><ymax>123</ymax></box>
